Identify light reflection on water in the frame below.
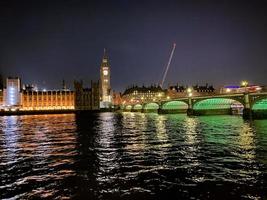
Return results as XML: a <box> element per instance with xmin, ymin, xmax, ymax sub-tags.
<box><xmin>0</xmin><ymin>114</ymin><xmax>77</xmax><ymax>199</ymax></box>
<box><xmin>0</xmin><ymin>113</ymin><xmax>267</xmax><ymax>199</ymax></box>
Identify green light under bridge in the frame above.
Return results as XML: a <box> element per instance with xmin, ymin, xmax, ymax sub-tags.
<box><xmin>133</xmin><ymin>104</ymin><xmax>142</xmax><ymax>110</ymax></box>
<box><xmin>125</xmin><ymin>105</ymin><xmax>132</xmax><ymax>110</ymax></box>
<box><xmin>144</xmin><ymin>103</ymin><xmax>159</xmax><ymax>110</ymax></box>
<box><xmin>162</xmin><ymin>101</ymin><xmax>188</xmax><ymax>110</ymax></box>
<box><xmin>194</xmin><ymin>98</ymin><xmax>243</xmax><ymax>110</ymax></box>
<box><xmin>252</xmin><ymin>99</ymin><xmax>267</xmax><ymax>110</ymax></box>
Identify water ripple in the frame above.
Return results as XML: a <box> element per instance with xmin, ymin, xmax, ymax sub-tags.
<box><xmin>1</xmin><ymin>113</ymin><xmax>267</xmax><ymax>199</ymax></box>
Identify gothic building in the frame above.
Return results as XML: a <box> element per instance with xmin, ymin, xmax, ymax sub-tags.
<box><xmin>74</xmin><ymin>80</ymin><xmax>100</xmax><ymax>111</ymax></box>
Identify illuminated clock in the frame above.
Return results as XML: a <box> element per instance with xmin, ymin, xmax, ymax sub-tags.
<box><xmin>103</xmin><ymin>70</ymin><xmax>108</xmax><ymax>75</ymax></box>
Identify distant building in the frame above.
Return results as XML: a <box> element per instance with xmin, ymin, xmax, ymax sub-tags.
<box><xmin>74</xmin><ymin>80</ymin><xmax>100</xmax><ymax>110</ymax></box>
<box><xmin>4</xmin><ymin>77</ymin><xmax>21</xmax><ymax>107</ymax></box>
<box><xmin>122</xmin><ymin>85</ymin><xmax>166</xmax><ymax>104</ymax></box>
<box><xmin>100</xmin><ymin>49</ymin><xmax>112</xmax><ymax>108</ymax></box>
<box><xmin>192</xmin><ymin>84</ymin><xmax>215</xmax><ymax>95</ymax></box>
<box><xmin>167</xmin><ymin>84</ymin><xmax>215</xmax><ymax>98</ymax></box>
<box><xmin>167</xmin><ymin>85</ymin><xmax>186</xmax><ymax>98</ymax></box>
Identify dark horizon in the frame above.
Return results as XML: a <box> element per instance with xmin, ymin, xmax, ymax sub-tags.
<box><xmin>0</xmin><ymin>0</ymin><xmax>267</xmax><ymax>92</ymax></box>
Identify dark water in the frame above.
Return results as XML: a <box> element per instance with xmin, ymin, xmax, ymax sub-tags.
<box><xmin>1</xmin><ymin>113</ymin><xmax>267</xmax><ymax>199</ymax></box>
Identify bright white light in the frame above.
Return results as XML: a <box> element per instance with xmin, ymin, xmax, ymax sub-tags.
<box><xmin>103</xmin><ymin>70</ymin><xmax>108</xmax><ymax>76</ymax></box>
<box><xmin>187</xmin><ymin>88</ymin><xmax>192</xmax><ymax>93</ymax></box>
<box><xmin>226</xmin><ymin>88</ymin><xmax>231</xmax><ymax>93</ymax></box>
<box><xmin>7</xmin><ymin>85</ymin><xmax>19</xmax><ymax>106</ymax></box>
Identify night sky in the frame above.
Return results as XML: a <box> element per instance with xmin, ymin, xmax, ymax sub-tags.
<box><xmin>0</xmin><ymin>0</ymin><xmax>267</xmax><ymax>91</ymax></box>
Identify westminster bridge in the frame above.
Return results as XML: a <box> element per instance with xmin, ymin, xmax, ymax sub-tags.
<box><xmin>120</xmin><ymin>92</ymin><xmax>267</xmax><ymax>119</ymax></box>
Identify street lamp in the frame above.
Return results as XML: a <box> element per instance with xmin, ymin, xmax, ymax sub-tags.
<box><xmin>187</xmin><ymin>88</ymin><xmax>192</xmax><ymax>93</ymax></box>
<box><xmin>187</xmin><ymin>87</ymin><xmax>193</xmax><ymax>97</ymax></box>
<box><xmin>241</xmin><ymin>80</ymin><xmax>248</xmax><ymax>87</ymax></box>
<box><xmin>241</xmin><ymin>80</ymin><xmax>249</xmax><ymax>93</ymax></box>
<box><xmin>187</xmin><ymin>87</ymin><xmax>193</xmax><ymax>115</ymax></box>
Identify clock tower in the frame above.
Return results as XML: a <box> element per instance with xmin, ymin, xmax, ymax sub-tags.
<box><xmin>100</xmin><ymin>48</ymin><xmax>112</xmax><ymax>108</ymax></box>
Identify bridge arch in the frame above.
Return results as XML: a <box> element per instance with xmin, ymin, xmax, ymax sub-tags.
<box><xmin>125</xmin><ymin>105</ymin><xmax>133</xmax><ymax>111</ymax></box>
<box><xmin>132</xmin><ymin>104</ymin><xmax>143</xmax><ymax>111</ymax></box>
<box><xmin>161</xmin><ymin>100</ymin><xmax>188</xmax><ymax>113</ymax></box>
<box><xmin>193</xmin><ymin>98</ymin><xmax>244</xmax><ymax>115</ymax></box>
<box><xmin>143</xmin><ymin>102</ymin><xmax>159</xmax><ymax>113</ymax></box>
<box><xmin>251</xmin><ymin>97</ymin><xmax>267</xmax><ymax>118</ymax></box>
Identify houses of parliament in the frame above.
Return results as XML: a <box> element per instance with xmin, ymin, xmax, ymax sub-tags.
<box><xmin>0</xmin><ymin>50</ymin><xmax>112</xmax><ymax>112</ymax></box>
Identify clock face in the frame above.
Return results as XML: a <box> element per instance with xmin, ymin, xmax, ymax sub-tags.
<box><xmin>103</xmin><ymin>70</ymin><xmax>108</xmax><ymax>76</ymax></box>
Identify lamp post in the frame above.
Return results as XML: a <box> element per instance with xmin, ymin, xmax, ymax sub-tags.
<box><xmin>241</xmin><ymin>80</ymin><xmax>248</xmax><ymax>93</ymax></box>
<box><xmin>187</xmin><ymin>87</ymin><xmax>193</xmax><ymax>116</ymax></box>
<box><xmin>187</xmin><ymin>87</ymin><xmax>193</xmax><ymax>98</ymax></box>
<box><xmin>241</xmin><ymin>80</ymin><xmax>251</xmax><ymax>119</ymax></box>
<box><xmin>157</xmin><ymin>92</ymin><xmax>162</xmax><ymax>102</ymax></box>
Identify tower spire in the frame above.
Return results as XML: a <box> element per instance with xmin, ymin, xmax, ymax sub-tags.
<box><xmin>101</xmin><ymin>48</ymin><xmax>109</xmax><ymax>67</ymax></box>
<box><xmin>103</xmin><ymin>48</ymin><xmax>108</xmax><ymax>59</ymax></box>
<box><xmin>62</xmin><ymin>79</ymin><xmax>66</xmax><ymax>90</ymax></box>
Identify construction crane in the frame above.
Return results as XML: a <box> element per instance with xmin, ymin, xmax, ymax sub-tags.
<box><xmin>160</xmin><ymin>43</ymin><xmax>176</xmax><ymax>88</ymax></box>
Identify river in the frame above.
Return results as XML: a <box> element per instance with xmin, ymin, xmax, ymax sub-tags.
<box><xmin>0</xmin><ymin>112</ymin><xmax>267</xmax><ymax>199</ymax></box>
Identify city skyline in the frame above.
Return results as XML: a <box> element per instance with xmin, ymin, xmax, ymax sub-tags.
<box><xmin>0</xmin><ymin>0</ymin><xmax>267</xmax><ymax>92</ymax></box>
